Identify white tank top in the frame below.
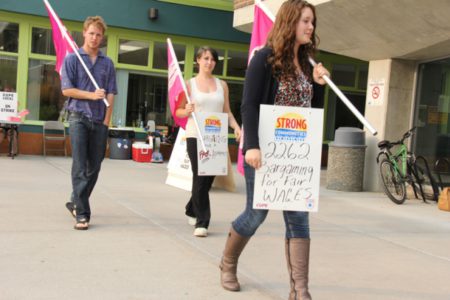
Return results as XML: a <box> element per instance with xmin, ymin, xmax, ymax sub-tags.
<box><xmin>185</xmin><ymin>77</ymin><xmax>225</xmax><ymax>138</ymax></box>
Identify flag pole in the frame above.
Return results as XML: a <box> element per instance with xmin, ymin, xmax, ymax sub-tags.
<box><xmin>308</xmin><ymin>57</ymin><xmax>377</xmax><ymax>135</ymax></box>
<box><xmin>43</xmin><ymin>0</ymin><xmax>109</xmax><ymax>107</ymax></box>
<box><xmin>167</xmin><ymin>38</ymin><xmax>207</xmax><ymax>152</ymax></box>
<box><xmin>256</xmin><ymin>0</ymin><xmax>377</xmax><ymax>135</ymax></box>
<box><xmin>255</xmin><ymin>0</ymin><xmax>274</xmax><ymax>20</ymax></box>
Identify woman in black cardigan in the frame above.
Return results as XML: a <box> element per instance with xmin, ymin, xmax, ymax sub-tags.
<box><xmin>219</xmin><ymin>1</ymin><xmax>329</xmax><ymax>298</ymax></box>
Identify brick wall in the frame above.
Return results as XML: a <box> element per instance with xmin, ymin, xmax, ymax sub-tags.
<box><xmin>234</xmin><ymin>0</ymin><xmax>254</xmax><ymax>9</ymax></box>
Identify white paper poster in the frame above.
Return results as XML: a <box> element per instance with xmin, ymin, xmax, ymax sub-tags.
<box><xmin>368</xmin><ymin>79</ymin><xmax>385</xmax><ymax>106</ymax></box>
<box><xmin>253</xmin><ymin>105</ymin><xmax>324</xmax><ymax>212</ymax></box>
<box><xmin>166</xmin><ymin>128</ymin><xmax>192</xmax><ymax>191</ymax></box>
<box><xmin>195</xmin><ymin>112</ymin><xmax>228</xmax><ymax>176</ymax></box>
<box><xmin>0</xmin><ymin>92</ymin><xmax>18</xmax><ymax>121</ymax></box>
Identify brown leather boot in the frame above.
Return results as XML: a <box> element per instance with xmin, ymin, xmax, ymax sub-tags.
<box><xmin>220</xmin><ymin>227</ymin><xmax>250</xmax><ymax>291</ymax></box>
<box><xmin>285</xmin><ymin>238</ymin><xmax>312</xmax><ymax>300</ymax></box>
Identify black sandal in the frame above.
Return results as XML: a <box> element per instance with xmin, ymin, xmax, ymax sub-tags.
<box><xmin>74</xmin><ymin>218</ymin><xmax>89</xmax><ymax>230</ymax></box>
<box><xmin>65</xmin><ymin>202</ymin><xmax>76</xmax><ymax>218</ymax></box>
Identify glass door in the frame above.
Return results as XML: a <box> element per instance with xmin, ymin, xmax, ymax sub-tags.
<box><xmin>414</xmin><ymin>58</ymin><xmax>450</xmax><ymax>171</ymax></box>
<box><xmin>126</xmin><ymin>73</ymin><xmax>168</xmax><ymax>127</ymax></box>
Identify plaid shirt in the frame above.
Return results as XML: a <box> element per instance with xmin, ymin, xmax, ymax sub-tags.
<box><xmin>61</xmin><ymin>48</ymin><xmax>117</xmax><ymax>123</ymax></box>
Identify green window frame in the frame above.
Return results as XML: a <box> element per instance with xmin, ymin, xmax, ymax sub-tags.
<box><xmin>0</xmin><ymin>11</ymin><xmax>250</xmax><ymax>127</ymax></box>
<box><xmin>118</xmin><ymin>38</ymin><xmax>151</xmax><ymax>67</ymax></box>
<box><xmin>158</xmin><ymin>0</ymin><xmax>234</xmax><ymax>12</ymax></box>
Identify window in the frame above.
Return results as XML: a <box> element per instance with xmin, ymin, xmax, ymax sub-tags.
<box><xmin>0</xmin><ymin>21</ymin><xmax>19</xmax><ymax>52</ymax></box>
<box><xmin>72</xmin><ymin>31</ymin><xmax>107</xmax><ymax>54</ymax></box>
<box><xmin>194</xmin><ymin>46</ymin><xmax>224</xmax><ymax>76</ymax></box>
<box><xmin>32</xmin><ymin>28</ymin><xmax>108</xmax><ymax>56</ymax></box>
<box><xmin>26</xmin><ymin>59</ymin><xmax>66</xmax><ymax>121</ymax></box>
<box><xmin>0</xmin><ymin>55</ymin><xmax>17</xmax><ymax>92</ymax></box>
<box><xmin>226</xmin><ymin>50</ymin><xmax>247</xmax><ymax>77</ymax></box>
<box><xmin>331</xmin><ymin>63</ymin><xmax>356</xmax><ymax>87</ymax></box>
<box><xmin>153</xmin><ymin>42</ymin><xmax>185</xmax><ymax>71</ymax></box>
<box><xmin>126</xmin><ymin>73</ymin><xmax>167</xmax><ymax>126</ymax></box>
<box><xmin>414</xmin><ymin>58</ymin><xmax>450</xmax><ymax>169</ymax></box>
<box><xmin>324</xmin><ymin>91</ymin><xmax>365</xmax><ymax>141</ymax></box>
<box><xmin>119</xmin><ymin>39</ymin><xmax>149</xmax><ymax>66</ymax></box>
<box><xmin>31</xmin><ymin>27</ymin><xmax>56</xmax><ymax>56</ymax></box>
<box><xmin>358</xmin><ymin>65</ymin><xmax>368</xmax><ymax>90</ymax></box>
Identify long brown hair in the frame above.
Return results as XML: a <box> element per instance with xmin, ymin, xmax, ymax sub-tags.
<box><xmin>266</xmin><ymin>0</ymin><xmax>318</xmax><ymax>81</ymax></box>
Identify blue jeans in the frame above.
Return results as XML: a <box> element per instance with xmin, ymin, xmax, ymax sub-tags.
<box><xmin>69</xmin><ymin>113</ymin><xmax>108</xmax><ymax>221</ymax></box>
<box><xmin>232</xmin><ymin>162</ymin><xmax>310</xmax><ymax>239</ymax></box>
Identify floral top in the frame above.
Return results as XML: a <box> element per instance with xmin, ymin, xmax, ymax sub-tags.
<box><xmin>274</xmin><ymin>72</ymin><xmax>313</xmax><ymax>107</ymax></box>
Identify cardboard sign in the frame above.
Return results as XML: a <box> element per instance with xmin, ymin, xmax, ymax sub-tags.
<box><xmin>166</xmin><ymin>128</ymin><xmax>193</xmax><ymax>191</ymax></box>
<box><xmin>196</xmin><ymin>112</ymin><xmax>228</xmax><ymax>176</ymax></box>
<box><xmin>254</xmin><ymin>105</ymin><xmax>324</xmax><ymax>212</ymax></box>
<box><xmin>0</xmin><ymin>92</ymin><xmax>18</xmax><ymax>121</ymax></box>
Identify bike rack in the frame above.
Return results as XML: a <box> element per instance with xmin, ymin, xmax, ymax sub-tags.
<box><xmin>415</xmin><ymin>156</ymin><xmax>439</xmax><ymax>201</ymax></box>
<box><xmin>406</xmin><ymin>162</ymin><xmax>421</xmax><ymax>200</ymax></box>
<box><xmin>435</xmin><ymin>158</ymin><xmax>450</xmax><ymax>191</ymax></box>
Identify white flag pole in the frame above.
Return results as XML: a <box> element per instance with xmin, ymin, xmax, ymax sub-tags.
<box><xmin>167</xmin><ymin>38</ymin><xmax>207</xmax><ymax>152</ymax></box>
<box><xmin>44</xmin><ymin>0</ymin><xmax>110</xmax><ymax>107</ymax></box>
<box><xmin>255</xmin><ymin>0</ymin><xmax>275</xmax><ymax>20</ymax></box>
<box><xmin>256</xmin><ymin>0</ymin><xmax>377</xmax><ymax>135</ymax></box>
<box><xmin>308</xmin><ymin>57</ymin><xmax>377</xmax><ymax>135</ymax></box>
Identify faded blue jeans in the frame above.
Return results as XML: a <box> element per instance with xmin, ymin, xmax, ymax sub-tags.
<box><xmin>69</xmin><ymin>112</ymin><xmax>108</xmax><ymax>222</ymax></box>
<box><xmin>232</xmin><ymin>162</ymin><xmax>310</xmax><ymax>239</ymax></box>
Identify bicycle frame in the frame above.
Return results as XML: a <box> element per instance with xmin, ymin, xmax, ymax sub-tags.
<box><xmin>390</xmin><ymin>145</ymin><xmax>408</xmax><ymax>178</ymax></box>
<box><xmin>377</xmin><ymin>143</ymin><xmax>408</xmax><ymax>180</ymax></box>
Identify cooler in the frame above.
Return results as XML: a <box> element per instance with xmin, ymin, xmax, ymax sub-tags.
<box><xmin>132</xmin><ymin>143</ymin><xmax>153</xmax><ymax>163</ymax></box>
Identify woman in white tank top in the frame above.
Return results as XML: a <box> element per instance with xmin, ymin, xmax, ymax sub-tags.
<box><xmin>176</xmin><ymin>46</ymin><xmax>241</xmax><ymax>237</ymax></box>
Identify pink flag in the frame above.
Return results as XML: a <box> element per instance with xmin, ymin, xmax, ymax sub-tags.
<box><xmin>44</xmin><ymin>0</ymin><xmax>77</xmax><ymax>75</ymax></box>
<box><xmin>248</xmin><ymin>1</ymin><xmax>275</xmax><ymax>63</ymax></box>
<box><xmin>167</xmin><ymin>39</ymin><xmax>188</xmax><ymax>129</ymax></box>
<box><xmin>6</xmin><ymin>109</ymin><xmax>29</xmax><ymax>122</ymax></box>
<box><xmin>237</xmin><ymin>1</ymin><xmax>275</xmax><ymax>175</ymax></box>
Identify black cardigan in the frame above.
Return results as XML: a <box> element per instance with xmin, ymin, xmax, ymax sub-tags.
<box><xmin>241</xmin><ymin>47</ymin><xmax>277</xmax><ymax>153</ymax></box>
<box><xmin>241</xmin><ymin>47</ymin><xmax>320</xmax><ymax>153</ymax></box>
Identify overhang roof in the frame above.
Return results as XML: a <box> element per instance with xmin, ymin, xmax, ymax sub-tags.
<box><xmin>234</xmin><ymin>0</ymin><xmax>450</xmax><ymax>61</ymax></box>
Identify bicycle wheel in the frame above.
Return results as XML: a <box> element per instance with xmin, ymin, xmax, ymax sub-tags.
<box><xmin>379</xmin><ymin>159</ymin><xmax>406</xmax><ymax>204</ymax></box>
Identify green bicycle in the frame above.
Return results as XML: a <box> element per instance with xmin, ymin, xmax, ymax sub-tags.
<box><xmin>376</xmin><ymin>127</ymin><xmax>438</xmax><ymax>204</ymax></box>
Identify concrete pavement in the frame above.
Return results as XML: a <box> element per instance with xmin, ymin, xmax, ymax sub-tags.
<box><xmin>0</xmin><ymin>155</ymin><xmax>449</xmax><ymax>300</ymax></box>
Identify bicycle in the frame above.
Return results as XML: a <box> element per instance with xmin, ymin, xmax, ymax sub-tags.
<box><xmin>376</xmin><ymin>127</ymin><xmax>438</xmax><ymax>204</ymax></box>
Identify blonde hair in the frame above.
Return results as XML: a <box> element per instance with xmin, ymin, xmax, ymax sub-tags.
<box><xmin>83</xmin><ymin>16</ymin><xmax>107</xmax><ymax>34</ymax></box>
<box><xmin>266</xmin><ymin>0</ymin><xmax>318</xmax><ymax>81</ymax></box>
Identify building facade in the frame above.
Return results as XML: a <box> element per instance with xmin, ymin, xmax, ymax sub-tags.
<box><xmin>233</xmin><ymin>0</ymin><xmax>450</xmax><ymax>191</ymax></box>
<box><xmin>1</xmin><ymin>0</ymin><xmax>367</xmax><ymax>163</ymax></box>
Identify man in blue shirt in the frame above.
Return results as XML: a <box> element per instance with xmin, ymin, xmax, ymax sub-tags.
<box><xmin>61</xmin><ymin>16</ymin><xmax>117</xmax><ymax>230</ymax></box>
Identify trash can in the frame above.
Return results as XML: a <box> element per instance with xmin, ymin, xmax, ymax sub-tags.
<box><xmin>327</xmin><ymin>127</ymin><xmax>366</xmax><ymax>192</ymax></box>
<box><xmin>109</xmin><ymin>128</ymin><xmax>135</xmax><ymax>160</ymax></box>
